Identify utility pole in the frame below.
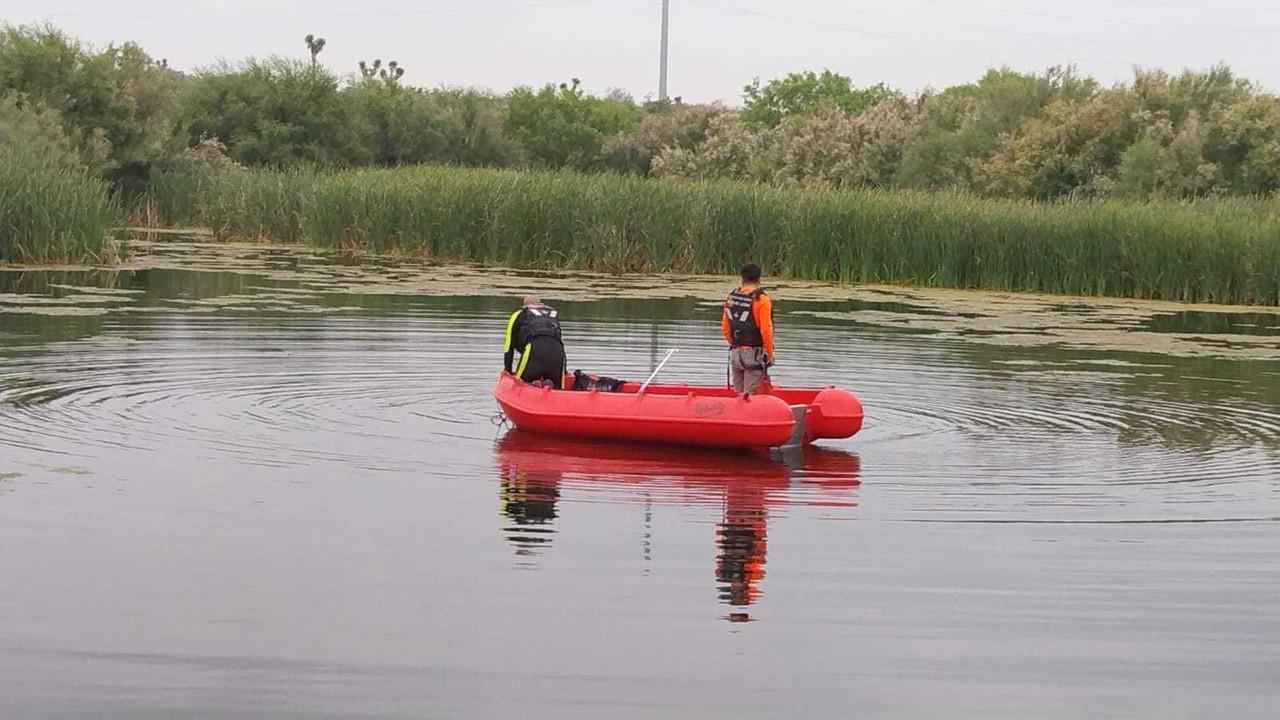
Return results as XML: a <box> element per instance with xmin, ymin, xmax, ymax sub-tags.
<box><xmin>658</xmin><ymin>0</ymin><xmax>670</xmax><ymax>101</ymax></box>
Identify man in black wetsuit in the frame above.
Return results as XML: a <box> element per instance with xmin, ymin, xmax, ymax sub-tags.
<box><xmin>503</xmin><ymin>295</ymin><xmax>567</xmax><ymax>388</ymax></box>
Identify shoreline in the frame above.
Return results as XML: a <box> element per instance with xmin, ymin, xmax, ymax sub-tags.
<box><xmin>3</xmin><ymin>236</ymin><xmax>1278</xmax><ymax>362</ymax></box>
<box><xmin>3</xmin><ymin>231</ymin><xmax>1279</xmax><ymax>315</ymax></box>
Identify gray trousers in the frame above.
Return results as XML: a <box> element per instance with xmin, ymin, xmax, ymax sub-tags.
<box><xmin>729</xmin><ymin>347</ymin><xmax>770</xmax><ymax>394</ymax></box>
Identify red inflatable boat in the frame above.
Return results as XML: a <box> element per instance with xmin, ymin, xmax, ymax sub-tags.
<box><xmin>492</xmin><ymin>372</ymin><xmax>863</xmax><ymax>449</ymax></box>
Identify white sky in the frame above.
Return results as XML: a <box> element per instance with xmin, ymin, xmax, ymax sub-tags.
<box><xmin>7</xmin><ymin>0</ymin><xmax>1280</xmax><ymax>103</ymax></box>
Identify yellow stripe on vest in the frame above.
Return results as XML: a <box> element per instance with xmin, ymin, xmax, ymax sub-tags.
<box><xmin>503</xmin><ymin>309</ymin><xmax>522</xmax><ymax>352</ymax></box>
<box><xmin>516</xmin><ymin>342</ymin><xmax>532</xmax><ymax>377</ymax></box>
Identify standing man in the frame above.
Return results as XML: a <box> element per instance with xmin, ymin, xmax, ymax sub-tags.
<box><xmin>721</xmin><ymin>264</ymin><xmax>774</xmax><ymax>394</ymax></box>
<box><xmin>504</xmin><ymin>295</ymin><xmax>567</xmax><ymax>389</ymax></box>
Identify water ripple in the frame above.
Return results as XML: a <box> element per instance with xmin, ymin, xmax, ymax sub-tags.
<box><xmin>1</xmin><ymin>282</ymin><xmax>1277</xmax><ymax>526</ymax></box>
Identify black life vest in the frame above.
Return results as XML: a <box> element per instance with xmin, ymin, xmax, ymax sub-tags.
<box><xmin>724</xmin><ymin>287</ymin><xmax>765</xmax><ymax>347</ymax></box>
<box><xmin>519</xmin><ymin>303</ymin><xmax>562</xmax><ymax>345</ymax></box>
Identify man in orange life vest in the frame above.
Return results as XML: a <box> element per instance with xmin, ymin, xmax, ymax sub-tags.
<box><xmin>503</xmin><ymin>295</ymin><xmax>567</xmax><ymax>389</ymax></box>
<box><xmin>721</xmin><ymin>263</ymin><xmax>774</xmax><ymax>394</ymax></box>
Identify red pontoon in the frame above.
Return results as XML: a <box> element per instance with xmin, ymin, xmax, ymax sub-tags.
<box><xmin>492</xmin><ymin>372</ymin><xmax>863</xmax><ymax>450</ymax></box>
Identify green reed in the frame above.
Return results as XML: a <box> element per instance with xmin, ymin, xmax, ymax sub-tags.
<box><xmin>145</xmin><ymin>165</ymin><xmax>313</xmax><ymax>243</ymax></box>
<box><xmin>147</xmin><ymin>164</ymin><xmax>1280</xmax><ymax>305</ymax></box>
<box><xmin>0</xmin><ymin>151</ymin><xmax>119</xmax><ymax>263</ymax></box>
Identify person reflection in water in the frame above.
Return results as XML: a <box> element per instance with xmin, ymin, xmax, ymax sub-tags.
<box><xmin>498</xmin><ymin>465</ymin><xmax>560</xmax><ymax>561</ymax></box>
<box><xmin>715</xmin><ymin>481</ymin><xmax>770</xmax><ymax>623</ymax></box>
<box><xmin>494</xmin><ymin>432</ymin><xmax>862</xmax><ymax>617</ymax></box>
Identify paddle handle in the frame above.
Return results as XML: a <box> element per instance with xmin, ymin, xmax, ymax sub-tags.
<box><xmin>638</xmin><ymin>349</ymin><xmax>678</xmax><ymax>393</ymax></box>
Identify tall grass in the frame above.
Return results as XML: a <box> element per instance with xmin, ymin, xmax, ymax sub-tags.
<box><xmin>145</xmin><ymin>166</ymin><xmax>313</xmax><ymax>243</ymax></box>
<box><xmin>0</xmin><ymin>150</ymin><xmax>119</xmax><ymax>263</ymax></box>
<box><xmin>148</xmin><ymin>165</ymin><xmax>1280</xmax><ymax>305</ymax></box>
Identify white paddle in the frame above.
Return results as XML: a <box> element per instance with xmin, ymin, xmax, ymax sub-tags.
<box><xmin>638</xmin><ymin>349</ymin><xmax>678</xmax><ymax>393</ymax></box>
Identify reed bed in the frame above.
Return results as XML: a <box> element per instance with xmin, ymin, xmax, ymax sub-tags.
<box><xmin>0</xmin><ymin>151</ymin><xmax>119</xmax><ymax>263</ymax></box>
<box><xmin>145</xmin><ymin>166</ymin><xmax>313</xmax><ymax>243</ymax></box>
<box><xmin>148</xmin><ymin>165</ymin><xmax>1280</xmax><ymax>305</ymax></box>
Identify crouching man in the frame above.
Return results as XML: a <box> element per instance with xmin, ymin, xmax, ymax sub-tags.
<box><xmin>504</xmin><ymin>295</ymin><xmax>567</xmax><ymax>389</ymax></box>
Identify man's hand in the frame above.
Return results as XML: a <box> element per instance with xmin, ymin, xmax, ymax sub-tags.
<box><xmin>763</xmin><ymin>351</ymin><xmax>775</xmax><ymax>367</ymax></box>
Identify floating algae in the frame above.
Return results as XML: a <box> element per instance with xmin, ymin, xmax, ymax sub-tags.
<box><xmin>46</xmin><ymin>284</ymin><xmax>147</xmax><ymax>296</ymax></box>
<box><xmin>0</xmin><ymin>306</ymin><xmax>112</xmax><ymax>317</ymax></box>
<box><xmin>0</xmin><ymin>293</ymin><xmax>133</xmax><ymax>306</ymax></box>
<box><xmin>49</xmin><ymin>466</ymin><xmax>93</xmax><ymax>476</ymax></box>
<box><xmin>6</xmin><ymin>234</ymin><xmax>1279</xmax><ymax>361</ymax></box>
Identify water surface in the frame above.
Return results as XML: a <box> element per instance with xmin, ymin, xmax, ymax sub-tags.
<box><xmin>2</xmin><ymin>240</ymin><xmax>1278</xmax><ymax>718</ymax></box>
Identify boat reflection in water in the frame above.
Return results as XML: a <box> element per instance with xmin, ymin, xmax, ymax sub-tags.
<box><xmin>494</xmin><ymin>430</ymin><xmax>861</xmax><ymax>620</ymax></box>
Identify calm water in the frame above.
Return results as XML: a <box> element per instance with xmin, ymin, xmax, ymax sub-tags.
<box><xmin>2</xmin><ymin>248</ymin><xmax>1279</xmax><ymax>718</ymax></box>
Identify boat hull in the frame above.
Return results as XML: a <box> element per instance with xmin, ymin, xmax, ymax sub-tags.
<box><xmin>493</xmin><ymin>372</ymin><xmax>863</xmax><ymax>449</ymax></box>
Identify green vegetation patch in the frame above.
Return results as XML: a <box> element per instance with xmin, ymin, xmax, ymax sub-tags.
<box><xmin>148</xmin><ymin>165</ymin><xmax>1280</xmax><ymax>306</ymax></box>
<box><xmin>0</xmin><ymin>146</ymin><xmax>120</xmax><ymax>263</ymax></box>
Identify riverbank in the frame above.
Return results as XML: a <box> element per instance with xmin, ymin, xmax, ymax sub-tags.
<box><xmin>143</xmin><ymin>165</ymin><xmax>1280</xmax><ymax>305</ymax></box>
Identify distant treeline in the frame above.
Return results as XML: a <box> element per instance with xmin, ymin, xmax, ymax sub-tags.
<box><xmin>5</xmin><ymin>23</ymin><xmax>1280</xmax><ymax>199</ymax></box>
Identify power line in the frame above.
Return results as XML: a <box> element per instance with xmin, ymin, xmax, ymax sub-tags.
<box><xmin>805</xmin><ymin>0</ymin><xmax>1134</xmax><ymax>48</ymax></box>
<box><xmin>890</xmin><ymin>0</ymin><xmax>1280</xmax><ymax>35</ymax></box>
<box><xmin>684</xmin><ymin>0</ymin><xmax>1022</xmax><ymax>55</ymax></box>
<box><xmin>687</xmin><ymin>0</ymin><xmax>1275</xmax><ymax>66</ymax></box>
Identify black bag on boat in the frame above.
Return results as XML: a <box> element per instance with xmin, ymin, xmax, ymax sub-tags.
<box><xmin>572</xmin><ymin>369</ymin><xmax>624</xmax><ymax>392</ymax></box>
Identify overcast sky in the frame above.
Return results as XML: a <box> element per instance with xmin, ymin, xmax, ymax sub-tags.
<box><xmin>8</xmin><ymin>0</ymin><xmax>1280</xmax><ymax>103</ymax></box>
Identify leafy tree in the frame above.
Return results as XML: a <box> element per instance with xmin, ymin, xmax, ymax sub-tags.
<box><xmin>0</xmin><ymin>92</ymin><xmax>84</xmax><ymax>170</ymax></box>
<box><xmin>343</xmin><ymin>79</ymin><xmax>450</xmax><ymax>166</ymax></box>
<box><xmin>505</xmin><ymin>79</ymin><xmax>640</xmax><ymax>170</ymax></box>
<box><xmin>897</xmin><ymin>66</ymin><xmax>1095</xmax><ymax>191</ymax></box>
<box><xmin>1116</xmin><ymin>114</ymin><xmax>1219</xmax><ymax>198</ymax></box>
<box><xmin>176</xmin><ymin>57</ymin><xmax>357</xmax><ymax>166</ymax></box>
<box><xmin>741</xmin><ymin>69</ymin><xmax>896</xmax><ymax>128</ymax></box>
<box><xmin>770</xmin><ymin>105</ymin><xmax>865</xmax><ymax>187</ymax></box>
<box><xmin>431</xmin><ymin>88</ymin><xmax>525</xmax><ymax>167</ymax></box>
<box><xmin>1210</xmin><ymin>95</ymin><xmax>1280</xmax><ymax>193</ymax></box>
<box><xmin>893</xmin><ymin>84</ymin><xmax>986</xmax><ymax>190</ymax></box>
<box><xmin>853</xmin><ymin>97</ymin><xmax>920</xmax><ymax>187</ymax></box>
<box><xmin>1159</xmin><ymin>116</ymin><xmax>1219</xmax><ymax>197</ymax></box>
<box><xmin>981</xmin><ymin>90</ymin><xmax>1135</xmax><ymax>198</ymax></box>
<box><xmin>651</xmin><ymin>113</ymin><xmax>768</xmax><ymax>182</ymax></box>
<box><xmin>601</xmin><ymin>102</ymin><xmax>727</xmax><ymax>175</ymax></box>
<box><xmin>1115</xmin><ymin>136</ymin><xmax>1162</xmax><ymax>198</ymax></box>
<box><xmin>768</xmin><ymin>97</ymin><xmax>917</xmax><ymax>188</ymax></box>
<box><xmin>0</xmin><ymin>24</ymin><xmax>180</xmax><ymax>186</ymax></box>
<box><xmin>1132</xmin><ymin>65</ymin><xmax>1252</xmax><ymax>127</ymax></box>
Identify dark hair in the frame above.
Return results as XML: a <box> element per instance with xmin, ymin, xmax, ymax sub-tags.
<box><xmin>740</xmin><ymin>263</ymin><xmax>762</xmax><ymax>282</ymax></box>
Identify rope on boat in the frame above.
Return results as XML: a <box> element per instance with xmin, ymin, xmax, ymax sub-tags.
<box><xmin>490</xmin><ymin>411</ymin><xmax>511</xmax><ymax>430</ymax></box>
